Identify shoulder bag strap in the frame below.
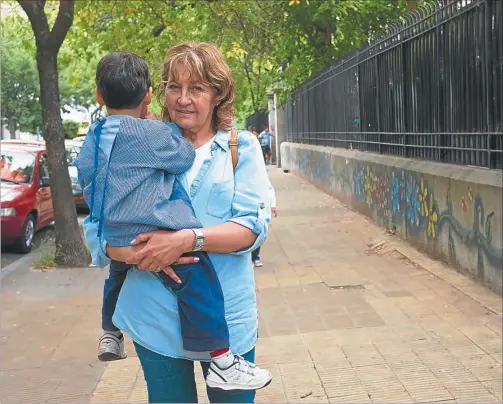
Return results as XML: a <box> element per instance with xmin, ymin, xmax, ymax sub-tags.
<box><xmin>229</xmin><ymin>129</ymin><xmax>239</xmax><ymax>171</ymax></box>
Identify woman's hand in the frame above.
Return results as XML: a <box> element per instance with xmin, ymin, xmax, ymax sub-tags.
<box><xmin>125</xmin><ymin>229</ymin><xmax>195</xmax><ymax>282</ymax></box>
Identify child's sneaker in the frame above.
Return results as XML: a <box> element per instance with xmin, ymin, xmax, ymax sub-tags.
<box><xmin>98</xmin><ymin>332</ymin><xmax>127</xmax><ymax>361</ymax></box>
<box><xmin>253</xmin><ymin>260</ymin><xmax>263</xmax><ymax>268</ymax></box>
<box><xmin>206</xmin><ymin>353</ymin><xmax>272</xmax><ymax>391</ymax></box>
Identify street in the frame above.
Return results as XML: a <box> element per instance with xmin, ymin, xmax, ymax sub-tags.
<box><xmin>0</xmin><ymin>168</ymin><xmax>501</xmax><ymax>403</ymax></box>
<box><xmin>1</xmin><ymin>212</ymin><xmax>88</xmax><ymax>269</ymax></box>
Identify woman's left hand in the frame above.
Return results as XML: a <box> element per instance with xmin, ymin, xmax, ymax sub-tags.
<box><xmin>125</xmin><ymin>229</ymin><xmax>194</xmax><ymax>270</ymax></box>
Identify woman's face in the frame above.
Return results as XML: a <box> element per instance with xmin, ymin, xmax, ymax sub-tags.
<box><xmin>164</xmin><ymin>63</ymin><xmax>217</xmax><ymax>134</ymax></box>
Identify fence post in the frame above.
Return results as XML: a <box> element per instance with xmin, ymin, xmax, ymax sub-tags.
<box><xmin>375</xmin><ymin>45</ymin><xmax>382</xmax><ymax>154</ymax></box>
<box><xmin>401</xmin><ymin>27</ymin><xmax>408</xmax><ymax>158</ymax></box>
<box><xmin>484</xmin><ymin>0</ymin><xmax>493</xmax><ymax>168</ymax></box>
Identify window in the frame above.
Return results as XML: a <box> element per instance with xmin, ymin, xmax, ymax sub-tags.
<box><xmin>39</xmin><ymin>154</ymin><xmax>50</xmax><ymax>186</ymax></box>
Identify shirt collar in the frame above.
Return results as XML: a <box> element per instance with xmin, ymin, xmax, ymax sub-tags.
<box><xmin>213</xmin><ymin>130</ymin><xmax>231</xmax><ymax>151</ymax></box>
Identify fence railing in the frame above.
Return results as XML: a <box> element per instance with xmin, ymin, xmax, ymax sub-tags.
<box><xmin>285</xmin><ymin>0</ymin><xmax>503</xmax><ymax>169</ymax></box>
<box><xmin>245</xmin><ymin>109</ymin><xmax>269</xmax><ymax>133</ymax></box>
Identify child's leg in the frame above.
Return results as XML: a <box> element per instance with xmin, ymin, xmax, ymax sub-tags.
<box><xmin>157</xmin><ymin>252</ymin><xmax>271</xmax><ymax>391</ymax></box>
<box><xmin>251</xmin><ymin>247</ymin><xmax>261</xmax><ymax>262</ymax></box>
<box><xmin>102</xmin><ymin>260</ymin><xmax>130</xmax><ymax>331</ymax></box>
<box><xmin>99</xmin><ymin>260</ymin><xmax>131</xmax><ymax>361</ymax></box>
<box><xmin>156</xmin><ymin>252</ymin><xmax>229</xmax><ymax>352</ymax></box>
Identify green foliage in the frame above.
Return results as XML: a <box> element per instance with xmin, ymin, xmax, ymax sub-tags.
<box><xmin>62</xmin><ymin>120</ymin><xmax>80</xmax><ymax>138</ymax></box>
<box><xmin>32</xmin><ymin>251</ymin><xmax>57</xmax><ymax>270</ymax></box>
<box><xmin>1</xmin><ymin>12</ymin><xmax>96</xmax><ymax>134</ymax></box>
<box><xmin>1</xmin><ymin>16</ymin><xmax>42</xmax><ymax>134</ymax></box>
<box><xmin>3</xmin><ymin>0</ymin><xmax>421</xmax><ymax>131</ymax></box>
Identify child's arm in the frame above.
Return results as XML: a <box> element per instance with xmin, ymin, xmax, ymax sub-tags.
<box><xmin>111</xmin><ymin>117</ymin><xmax>194</xmax><ymax>174</ymax></box>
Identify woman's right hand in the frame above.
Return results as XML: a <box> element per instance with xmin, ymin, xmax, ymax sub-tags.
<box><xmin>106</xmin><ymin>243</ymin><xmax>197</xmax><ymax>284</ymax></box>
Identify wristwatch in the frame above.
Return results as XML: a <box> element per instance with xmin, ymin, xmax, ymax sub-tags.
<box><xmin>191</xmin><ymin>229</ymin><xmax>205</xmax><ymax>252</ymax></box>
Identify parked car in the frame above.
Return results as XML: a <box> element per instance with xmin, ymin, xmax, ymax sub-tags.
<box><xmin>65</xmin><ymin>140</ymin><xmax>87</xmax><ymax>211</ymax></box>
<box><xmin>1</xmin><ymin>141</ymin><xmax>54</xmax><ymax>253</ymax></box>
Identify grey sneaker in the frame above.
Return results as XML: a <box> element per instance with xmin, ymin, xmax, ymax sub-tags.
<box><xmin>98</xmin><ymin>332</ymin><xmax>127</xmax><ymax>362</ymax></box>
<box><xmin>206</xmin><ymin>355</ymin><xmax>272</xmax><ymax>391</ymax></box>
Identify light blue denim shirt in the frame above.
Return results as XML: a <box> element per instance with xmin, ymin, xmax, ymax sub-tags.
<box><xmin>83</xmin><ymin>129</ymin><xmax>271</xmax><ymax>360</ymax></box>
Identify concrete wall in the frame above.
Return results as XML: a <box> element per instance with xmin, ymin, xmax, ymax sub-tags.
<box><xmin>274</xmin><ymin>98</ymin><xmax>286</xmax><ymax>169</ymax></box>
<box><xmin>281</xmin><ymin>142</ymin><xmax>503</xmax><ymax>294</ymax></box>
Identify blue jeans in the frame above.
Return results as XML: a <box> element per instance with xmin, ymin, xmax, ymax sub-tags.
<box><xmin>102</xmin><ymin>260</ymin><xmax>129</xmax><ymax>332</ymax></box>
<box><xmin>134</xmin><ymin>341</ymin><xmax>256</xmax><ymax>403</ymax></box>
<box><xmin>102</xmin><ymin>252</ymin><xmax>230</xmax><ymax>351</ymax></box>
<box><xmin>251</xmin><ymin>247</ymin><xmax>261</xmax><ymax>262</ymax></box>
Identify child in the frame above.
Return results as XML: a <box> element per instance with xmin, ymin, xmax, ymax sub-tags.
<box><xmin>75</xmin><ymin>51</ymin><xmax>271</xmax><ymax>391</ymax></box>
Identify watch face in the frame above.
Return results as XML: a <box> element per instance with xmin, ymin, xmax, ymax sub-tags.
<box><xmin>193</xmin><ymin>232</ymin><xmax>204</xmax><ymax>251</ymax></box>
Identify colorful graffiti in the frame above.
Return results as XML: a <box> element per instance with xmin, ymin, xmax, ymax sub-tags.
<box><xmin>353</xmin><ymin>166</ymin><xmax>365</xmax><ymax>200</ymax></box>
<box><xmin>349</xmin><ymin>164</ymin><xmax>502</xmax><ymax>277</ymax></box>
<box><xmin>438</xmin><ymin>183</ymin><xmax>501</xmax><ymax>279</ymax></box>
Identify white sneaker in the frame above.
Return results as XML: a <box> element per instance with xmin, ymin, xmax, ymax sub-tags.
<box><xmin>206</xmin><ymin>355</ymin><xmax>272</xmax><ymax>391</ymax></box>
<box><xmin>254</xmin><ymin>260</ymin><xmax>264</xmax><ymax>268</ymax></box>
<box><xmin>98</xmin><ymin>332</ymin><xmax>127</xmax><ymax>362</ymax></box>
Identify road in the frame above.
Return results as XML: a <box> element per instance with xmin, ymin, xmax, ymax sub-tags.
<box><xmin>1</xmin><ymin>211</ymin><xmax>88</xmax><ymax>268</ymax></box>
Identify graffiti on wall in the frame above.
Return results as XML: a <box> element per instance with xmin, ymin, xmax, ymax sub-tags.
<box><xmin>350</xmin><ymin>164</ymin><xmax>503</xmax><ymax>275</ymax></box>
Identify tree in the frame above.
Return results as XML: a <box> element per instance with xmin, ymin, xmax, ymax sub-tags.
<box><xmin>57</xmin><ymin>0</ymin><xmax>423</xmax><ymax>126</ymax></box>
<box><xmin>18</xmin><ymin>0</ymin><xmax>90</xmax><ymax>267</ymax></box>
<box><xmin>1</xmin><ymin>14</ymin><xmax>95</xmax><ymax>135</ymax></box>
<box><xmin>62</xmin><ymin>120</ymin><xmax>79</xmax><ymax>138</ymax></box>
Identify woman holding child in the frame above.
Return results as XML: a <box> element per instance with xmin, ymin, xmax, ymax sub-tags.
<box><xmin>83</xmin><ymin>42</ymin><xmax>271</xmax><ymax>403</ymax></box>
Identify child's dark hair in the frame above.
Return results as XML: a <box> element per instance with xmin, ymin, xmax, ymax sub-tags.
<box><xmin>95</xmin><ymin>51</ymin><xmax>151</xmax><ymax>109</ymax></box>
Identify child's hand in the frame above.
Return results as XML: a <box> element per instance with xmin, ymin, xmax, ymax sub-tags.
<box><xmin>272</xmin><ymin>207</ymin><xmax>278</xmax><ymax>217</ymax></box>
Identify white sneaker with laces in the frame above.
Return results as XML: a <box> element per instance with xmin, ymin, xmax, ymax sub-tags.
<box><xmin>206</xmin><ymin>354</ymin><xmax>272</xmax><ymax>391</ymax></box>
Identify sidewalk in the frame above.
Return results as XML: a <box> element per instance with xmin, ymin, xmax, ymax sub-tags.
<box><xmin>1</xmin><ymin>168</ymin><xmax>501</xmax><ymax>403</ymax></box>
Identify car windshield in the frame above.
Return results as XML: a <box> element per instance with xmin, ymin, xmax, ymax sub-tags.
<box><xmin>1</xmin><ymin>149</ymin><xmax>36</xmax><ymax>184</ymax></box>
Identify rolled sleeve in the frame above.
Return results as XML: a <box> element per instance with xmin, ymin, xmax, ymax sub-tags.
<box><xmin>83</xmin><ymin>215</ymin><xmax>111</xmax><ymax>268</ymax></box>
<box><xmin>228</xmin><ymin>133</ymin><xmax>271</xmax><ymax>255</ymax></box>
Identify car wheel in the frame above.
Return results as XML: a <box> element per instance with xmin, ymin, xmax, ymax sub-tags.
<box><xmin>15</xmin><ymin>214</ymin><xmax>36</xmax><ymax>254</ymax></box>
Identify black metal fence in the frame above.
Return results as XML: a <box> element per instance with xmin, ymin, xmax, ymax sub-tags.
<box><xmin>245</xmin><ymin>109</ymin><xmax>269</xmax><ymax>133</ymax></box>
<box><xmin>285</xmin><ymin>0</ymin><xmax>503</xmax><ymax>169</ymax></box>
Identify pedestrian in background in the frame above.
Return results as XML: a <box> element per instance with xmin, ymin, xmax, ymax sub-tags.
<box><xmin>258</xmin><ymin>127</ymin><xmax>273</xmax><ymax>165</ymax></box>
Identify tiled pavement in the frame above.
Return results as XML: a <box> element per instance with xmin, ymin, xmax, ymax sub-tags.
<box><xmin>1</xmin><ymin>168</ymin><xmax>501</xmax><ymax>403</ymax></box>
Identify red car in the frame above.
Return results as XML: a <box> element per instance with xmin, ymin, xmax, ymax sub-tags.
<box><xmin>1</xmin><ymin>141</ymin><xmax>54</xmax><ymax>253</ymax></box>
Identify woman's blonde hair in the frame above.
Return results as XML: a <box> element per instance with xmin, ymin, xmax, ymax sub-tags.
<box><xmin>158</xmin><ymin>42</ymin><xmax>236</xmax><ymax>131</ymax></box>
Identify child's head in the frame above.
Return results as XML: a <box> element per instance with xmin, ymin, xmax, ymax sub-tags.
<box><xmin>95</xmin><ymin>51</ymin><xmax>152</xmax><ymax>114</ymax></box>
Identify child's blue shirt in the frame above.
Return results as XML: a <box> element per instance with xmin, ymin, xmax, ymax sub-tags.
<box><xmin>74</xmin><ymin>115</ymin><xmax>200</xmax><ymax>249</ymax></box>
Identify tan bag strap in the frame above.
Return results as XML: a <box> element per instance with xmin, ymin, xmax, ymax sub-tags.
<box><xmin>229</xmin><ymin>129</ymin><xmax>239</xmax><ymax>171</ymax></box>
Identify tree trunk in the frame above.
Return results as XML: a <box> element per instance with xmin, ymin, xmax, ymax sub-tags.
<box><xmin>7</xmin><ymin>116</ymin><xmax>17</xmax><ymax>139</ymax></box>
<box><xmin>36</xmin><ymin>48</ymin><xmax>90</xmax><ymax>266</ymax></box>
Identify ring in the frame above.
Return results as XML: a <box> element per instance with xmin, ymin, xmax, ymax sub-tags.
<box><xmin>155</xmin><ymin>267</ymin><xmax>162</xmax><ymax>273</ymax></box>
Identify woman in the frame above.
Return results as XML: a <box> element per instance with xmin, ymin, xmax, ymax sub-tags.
<box><xmin>84</xmin><ymin>42</ymin><xmax>271</xmax><ymax>403</ymax></box>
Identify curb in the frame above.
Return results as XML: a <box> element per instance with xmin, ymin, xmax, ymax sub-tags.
<box><xmin>0</xmin><ymin>247</ymin><xmax>46</xmax><ymax>280</ymax></box>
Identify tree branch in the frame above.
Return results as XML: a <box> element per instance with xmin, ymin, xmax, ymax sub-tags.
<box><xmin>49</xmin><ymin>0</ymin><xmax>74</xmax><ymax>52</ymax></box>
<box><xmin>18</xmin><ymin>0</ymin><xmax>51</xmax><ymax>45</ymax></box>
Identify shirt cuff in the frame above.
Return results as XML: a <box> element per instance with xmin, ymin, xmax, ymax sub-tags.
<box><xmin>229</xmin><ymin>205</ymin><xmax>270</xmax><ymax>255</ymax></box>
